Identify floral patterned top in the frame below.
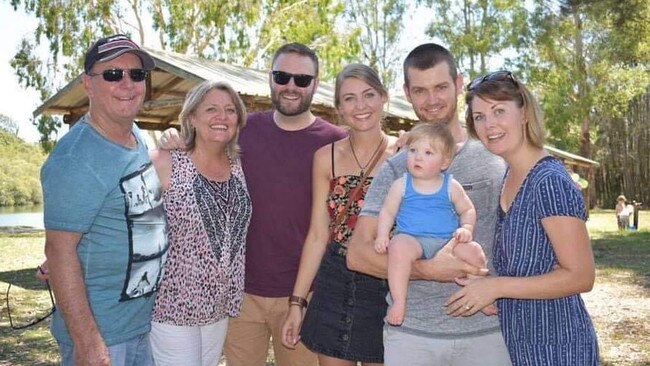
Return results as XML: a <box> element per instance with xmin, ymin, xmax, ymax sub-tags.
<box><xmin>327</xmin><ymin>175</ymin><xmax>373</xmax><ymax>245</ymax></box>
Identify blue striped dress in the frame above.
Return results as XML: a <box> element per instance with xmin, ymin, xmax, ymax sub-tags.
<box><xmin>494</xmin><ymin>156</ymin><xmax>599</xmax><ymax>365</ymax></box>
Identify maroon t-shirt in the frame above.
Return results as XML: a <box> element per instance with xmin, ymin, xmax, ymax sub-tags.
<box><xmin>240</xmin><ymin>110</ymin><xmax>347</xmax><ymax>297</ymax></box>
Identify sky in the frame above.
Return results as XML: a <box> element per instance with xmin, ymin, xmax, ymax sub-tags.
<box><xmin>1</xmin><ymin>2</ymin><xmax>43</xmax><ymax>143</ymax></box>
<box><xmin>0</xmin><ymin>3</ymin><xmax>430</xmax><ymax>143</ymax></box>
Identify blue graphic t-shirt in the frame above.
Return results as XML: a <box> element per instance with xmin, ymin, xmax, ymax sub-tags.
<box><xmin>41</xmin><ymin>115</ymin><xmax>169</xmax><ymax>346</ymax></box>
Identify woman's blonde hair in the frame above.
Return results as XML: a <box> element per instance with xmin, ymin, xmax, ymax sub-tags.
<box><xmin>179</xmin><ymin>80</ymin><xmax>247</xmax><ymax>158</ymax></box>
<box><xmin>465</xmin><ymin>72</ymin><xmax>545</xmax><ymax>149</ymax></box>
<box><xmin>334</xmin><ymin>64</ymin><xmax>388</xmax><ymax>126</ymax></box>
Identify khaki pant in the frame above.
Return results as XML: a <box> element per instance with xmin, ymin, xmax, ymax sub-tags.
<box><xmin>225</xmin><ymin>293</ymin><xmax>317</xmax><ymax>366</ymax></box>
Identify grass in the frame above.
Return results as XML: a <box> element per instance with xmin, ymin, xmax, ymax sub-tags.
<box><xmin>0</xmin><ymin>231</ymin><xmax>58</xmax><ymax>365</ymax></box>
<box><xmin>588</xmin><ymin>210</ymin><xmax>650</xmax><ymax>277</ymax></box>
<box><xmin>1</xmin><ymin>210</ymin><xmax>648</xmax><ymax>365</ymax></box>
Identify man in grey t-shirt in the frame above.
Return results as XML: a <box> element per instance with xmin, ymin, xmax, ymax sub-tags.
<box><xmin>347</xmin><ymin>44</ymin><xmax>512</xmax><ymax>365</ymax></box>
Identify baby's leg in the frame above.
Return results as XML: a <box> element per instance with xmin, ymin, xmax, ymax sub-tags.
<box><xmin>453</xmin><ymin>241</ymin><xmax>487</xmax><ymax>270</ymax></box>
<box><xmin>387</xmin><ymin>234</ymin><xmax>423</xmax><ymax>326</ymax></box>
<box><xmin>454</xmin><ymin>241</ymin><xmax>498</xmax><ymax>315</ymax></box>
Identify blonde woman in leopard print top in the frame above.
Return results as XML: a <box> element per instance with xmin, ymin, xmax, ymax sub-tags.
<box><xmin>149</xmin><ymin>80</ymin><xmax>252</xmax><ymax>366</ymax></box>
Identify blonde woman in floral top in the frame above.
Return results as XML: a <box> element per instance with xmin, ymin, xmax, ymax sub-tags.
<box><xmin>281</xmin><ymin>64</ymin><xmax>397</xmax><ymax>366</ymax></box>
<box><xmin>149</xmin><ymin>81</ymin><xmax>252</xmax><ymax>366</ymax></box>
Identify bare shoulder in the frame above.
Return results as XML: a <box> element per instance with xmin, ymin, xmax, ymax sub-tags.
<box><xmin>315</xmin><ymin>139</ymin><xmax>336</xmax><ymax>156</ymax></box>
<box><xmin>314</xmin><ymin>140</ymin><xmax>341</xmax><ymax>178</ymax></box>
<box><xmin>449</xmin><ymin>177</ymin><xmax>467</xmax><ymax>195</ymax></box>
<box><xmin>449</xmin><ymin>177</ymin><xmax>464</xmax><ymax>190</ymax></box>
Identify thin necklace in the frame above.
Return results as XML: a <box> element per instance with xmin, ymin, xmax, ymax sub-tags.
<box><xmin>348</xmin><ymin>134</ymin><xmax>385</xmax><ymax>176</ymax></box>
<box><xmin>89</xmin><ymin>119</ymin><xmax>136</xmax><ymax>148</ymax></box>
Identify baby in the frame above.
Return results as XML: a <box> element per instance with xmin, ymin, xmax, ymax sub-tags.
<box><xmin>375</xmin><ymin>123</ymin><xmax>495</xmax><ymax>325</ymax></box>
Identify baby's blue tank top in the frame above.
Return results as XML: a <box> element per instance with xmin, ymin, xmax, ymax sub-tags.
<box><xmin>396</xmin><ymin>172</ymin><xmax>459</xmax><ymax>238</ymax></box>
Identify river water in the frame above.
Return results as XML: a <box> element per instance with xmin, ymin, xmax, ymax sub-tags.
<box><xmin>0</xmin><ymin>204</ymin><xmax>44</xmax><ymax>228</ymax></box>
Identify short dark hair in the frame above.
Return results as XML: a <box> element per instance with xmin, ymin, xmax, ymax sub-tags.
<box><xmin>271</xmin><ymin>43</ymin><xmax>319</xmax><ymax>77</ymax></box>
<box><xmin>403</xmin><ymin>43</ymin><xmax>458</xmax><ymax>87</ymax></box>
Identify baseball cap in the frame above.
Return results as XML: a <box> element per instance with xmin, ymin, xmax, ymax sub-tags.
<box><xmin>84</xmin><ymin>34</ymin><xmax>155</xmax><ymax>74</ymax></box>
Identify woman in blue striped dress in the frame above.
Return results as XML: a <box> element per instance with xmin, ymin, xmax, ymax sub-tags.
<box><xmin>446</xmin><ymin>71</ymin><xmax>599</xmax><ymax>365</ymax></box>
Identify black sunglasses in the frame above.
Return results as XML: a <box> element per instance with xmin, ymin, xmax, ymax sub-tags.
<box><xmin>467</xmin><ymin>70</ymin><xmax>517</xmax><ymax>91</ymax></box>
<box><xmin>271</xmin><ymin>71</ymin><xmax>315</xmax><ymax>88</ymax></box>
<box><xmin>5</xmin><ymin>266</ymin><xmax>56</xmax><ymax>330</ymax></box>
<box><xmin>88</xmin><ymin>68</ymin><xmax>148</xmax><ymax>83</ymax></box>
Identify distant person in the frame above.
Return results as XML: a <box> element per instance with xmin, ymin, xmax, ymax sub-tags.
<box><xmin>374</xmin><ymin>123</ymin><xmax>495</xmax><ymax>326</ymax></box>
<box><xmin>616</xmin><ymin>195</ymin><xmax>629</xmax><ymax>230</ymax></box>
<box><xmin>447</xmin><ymin>70</ymin><xmax>599</xmax><ymax>365</ymax></box>
<box><xmin>346</xmin><ymin>43</ymin><xmax>511</xmax><ymax>365</ymax></box>
<box><xmin>158</xmin><ymin>43</ymin><xmax>347</xmax><ymax>366</ymax></box>
<box><xmin>41</xmin><ymin>34</ymin><xmax>167</xmax><ymax>366</ymax></box>
<box><xmin>148</xmin><ymin>81</ymin><xmax>252</xmax><ymax>365</ymax></box>
<box><xmin>281</xmin><ymin>64</ymin><xmax>396</xmax><ymax>366</ymax></box>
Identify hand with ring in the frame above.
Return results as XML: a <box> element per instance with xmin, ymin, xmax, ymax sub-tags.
<box><xmin>445</xmin><ymin>276</ymin><xmax>501</xmax><ymax>317</ymax></box>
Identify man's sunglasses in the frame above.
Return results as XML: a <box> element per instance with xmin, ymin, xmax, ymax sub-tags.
<box><xmin>467</xmin><ymin>70</ymin><xmax>517</xmax><ymax>91</ymax></box>
<box><xmin>5</xmin><ymin>266</ymin><xmax>56</xmax><ymax>330</ymax></box>
<box><xmin>88</xmin><ymin>68</ymin><xmax>148</xmax><ymax>83</ymax></box>
<box><xmin>271</xmin><ymin>71</ymin><xmax>315</xmax><ymax>88</ymax></box>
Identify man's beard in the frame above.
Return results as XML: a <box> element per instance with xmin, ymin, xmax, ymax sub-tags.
<box><xmin>416</xmin><ymin>98</ymin><xmax>458</xmax><ymax>125</ymax></box>
<box><xmin>271</xmin><ymin>89</ymin><xmax>314</xmax><ymax>117</ymax></box>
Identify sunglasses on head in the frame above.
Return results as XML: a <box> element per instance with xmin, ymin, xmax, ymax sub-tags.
<box><xmin>271</xmin><ymin>71</ymin><xmax>315</xmax><ymax>88</ymax></box>
<box><xmin>88</xmin><ymin>68</ymin><xmax>148</xmax><ymax>82</ymax></box>
<box><xmin>467</xmin><ymin>70</ymin><xmax>517</xmax><ymax>91</ymax></box>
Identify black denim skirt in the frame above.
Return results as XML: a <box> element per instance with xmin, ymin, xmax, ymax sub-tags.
<box><xmin>300</xmin><ymin>241</ymin><xmax>388</xmax><ymax>363</ymax></box>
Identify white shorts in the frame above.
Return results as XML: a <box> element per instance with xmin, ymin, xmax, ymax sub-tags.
<box><xmin>150</xmin><ymin>318</ymin><xmax>228</xmax><ymax>366</ymax></box>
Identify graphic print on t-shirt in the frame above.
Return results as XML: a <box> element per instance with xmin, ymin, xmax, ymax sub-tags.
<box><xmin>119</xmin><ymin>162</ymin><xmax>169</xmax><ymax>301</ymax></box>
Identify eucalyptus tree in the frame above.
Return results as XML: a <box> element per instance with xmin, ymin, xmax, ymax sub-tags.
<box><xmin>0</xmin><ymin>114</ymin><xmax>20</xmax><ymax>137</ymax></box>
<box><xmin>344</xmin><ymin>0</ymin><xmax>406</xmax><ymax>89</ymax></box>
<box><xmin>418</xmin><ymin>0</ymin><xmax>528</xmax><ymax>80</ymax></box>
<box><xmin>527</xmin><ymin>0</ymin><xmax>650</xmax><ymax>206</ymax></box>
<box><xmin>240</xmin><ymin>0</ymin><xmax>361</xmax><ymax>81</ymax></box>
<box><xmin>527</xmin><ymin>0</ymin><xmax>650</xmax><ymax>155</ymax></box>
<box><xmin>6</xmin><ymin>0</ymin><xmax>360</xmax><ymax>148</ymax></box>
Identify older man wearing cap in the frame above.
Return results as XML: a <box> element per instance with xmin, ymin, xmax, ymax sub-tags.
<box><xmin>41</xmin><ymin>34</ymin><xmax>168</xmax><ymax>366</ymax></box>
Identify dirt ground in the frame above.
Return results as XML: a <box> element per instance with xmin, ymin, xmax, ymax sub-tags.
<box><xmin>215</xmin><ymin>271</ymin><xmax>650</xmax><ymax>366</ymax></box>
<box><xmin>582</xmin><ymin>270</ymin><xmax>650</xmax><ymax>365</ymax></box>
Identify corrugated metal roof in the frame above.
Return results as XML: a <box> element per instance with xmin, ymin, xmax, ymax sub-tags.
<box><xmin>32</xmin><ymin>48</ymin><xmax>597</xmax><ymax>168</ymax></box>
<box><xmin>545</xmin><ymin>145</ymin><xmax>600</xmax><ymax>167</ymax></box>
<box><xmin>34</xmin><ymin>47</ymin><xmax>417</xmax><ymax>128</ymax></box>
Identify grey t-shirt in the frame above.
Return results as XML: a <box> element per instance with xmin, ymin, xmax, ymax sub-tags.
<box><xmin>362</xmin><ymin>137</ymin><xmax>506</xmax><ymax>338</ymax></box>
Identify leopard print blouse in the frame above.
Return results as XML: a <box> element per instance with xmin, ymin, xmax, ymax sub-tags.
<box><xmin>152</xmin><ymin>150</ymin><xmax>252</xmax><ymax>326</ymax></box>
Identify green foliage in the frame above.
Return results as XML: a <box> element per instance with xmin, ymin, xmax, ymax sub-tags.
<box><xmin>420</xmin><ymin>0</ymin><xmax>529</xmax><ymax>80</ymax></box>
<box><xmin>0</xmin><ymin>114</ymin><xmax>20</xmax><ymax>136</ymax></box>
<box><xmin>8</xmin><ymin>0</ymin><xmax>370</xmax><ymax>147</ymax></box>
<box><xmin>526</xmin><ymin>0</ymin><xmax>650</xmax><ymax>156</ymax></box>
<box><xmin>0</xmin><ymin>130</ymin><xmax>46</xmax><ymax>206</ymax></box>
<box><xmin>244</xmin><ymin>0</ymin><xmax>360</xmax><ymax>82</ymax></box>
<box><xmin>151</xmin><ymin>0</ymin><xmax>261</xmax><ymax>58</ymax></box>
<box><xmin>344</xmin><ymin>0</ymin><xmax>406</xmax><ymax>89</ymax></box>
